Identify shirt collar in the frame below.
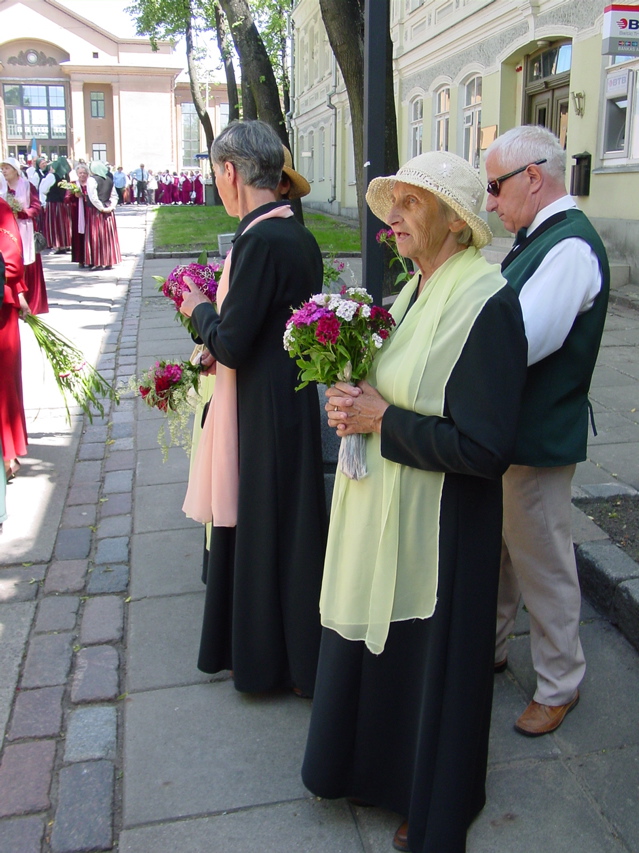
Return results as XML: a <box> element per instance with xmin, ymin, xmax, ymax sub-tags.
<box><xmin>527</xmin><ymin>195</ymin><xmax>578</xmax><ymax>237</ymax></box>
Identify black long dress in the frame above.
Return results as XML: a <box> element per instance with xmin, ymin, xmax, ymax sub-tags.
<box><xmin>191</xmin><ymin>201</ymin><xmax>327</xmax><ymax>696</ymax></box>
<box><xmin>302</xmin><ymin>286</ymin><xmax>528</xmax><ymax>853</ymax></box>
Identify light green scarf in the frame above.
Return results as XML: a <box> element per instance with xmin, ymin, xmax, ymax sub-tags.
<box><xmin>320</xmin><ymin>247</ymin><xmax>505</xmax><ymax>654</ymax></box>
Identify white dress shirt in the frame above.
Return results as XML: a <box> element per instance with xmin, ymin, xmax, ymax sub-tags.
<box><xmin>518</xmin><ymin>196</ymin><xmax>602</xmax><ymax>366</ymax></box>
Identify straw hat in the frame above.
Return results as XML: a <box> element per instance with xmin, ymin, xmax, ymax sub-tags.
<box><xmin>366</xmin><ymin>150</ymin><xmax>492</xmax><ymax>249</ymax></box>
<box><xmin>282</xmin><ymin>147</ymin><xmax>310</xmax><ymax>200</ymax></box>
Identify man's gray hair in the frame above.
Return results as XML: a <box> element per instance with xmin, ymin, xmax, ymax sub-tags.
<box><xmin>211</xmin><ymin>120</ymin><xmax>284</xmax><ymax>190</ymax></box>
<box><xmin>488</xmin><ymin>125</ymin><xmax>566</xmax><ymax>182</ymax></box>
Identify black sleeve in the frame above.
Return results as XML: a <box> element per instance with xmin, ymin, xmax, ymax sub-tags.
<box><xmin>191</xmin><ymin>230</ymin><xmax>279</xmax><ymax>369</ymax></box>
<box><xmin>379</xmin><ymin>287</ymin><xmax>527</xmax><ymax>479</ymax></box>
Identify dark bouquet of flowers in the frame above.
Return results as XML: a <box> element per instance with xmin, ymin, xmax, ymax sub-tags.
<box><xmin>132</xmin><ymin>359</ymin><xmax>202</xmax><ymax>459</ymax></box>
<box><xmin>284</xmin><ymin>286</ymin><xmax>395</xmax><ymax>479</ymax></box>
<box><xmin>153</xmin><ymin>250</ymin><xmax>222</xmax><ymax>336</ymax></box>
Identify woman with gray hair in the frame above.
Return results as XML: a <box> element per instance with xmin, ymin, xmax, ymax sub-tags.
<box><xmin>179</xmin><ymin>120</ymin><xmax>327</xmax><ymax>697</ymax></box>
<box><xmin>301</xmin><ymin>151</ymin><xmax>528</xmax><ymax>852</ymax></box>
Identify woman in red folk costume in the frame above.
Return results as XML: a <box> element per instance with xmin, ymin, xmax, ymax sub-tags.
<box><xmin>193</xmin><ymin>170</ymin><xmax>204</xmax><ymax>205</ymax></box>
<box><xmin>181</xmin><ymin>171</ymin><xmax>192</xmax><ymax>205</ymax></box>
<box><xmin>66</xmin><ymin>164</ymin><xmax>90</xmax><ymax>268</ymax></box>
<box><xmin>0</xmin><ymin>156</ymin><xmax>48</xmax><ymax>315</ymax></box>
<box><xmin>0</xmin><ymin>196</ymin><xmax>29</xmax><ymax>480</ymax></box>
<box><xmin>84</xmin><ymin>162</ymin><xmax>121</xmax><ymax>272</ymax></box>
<box><xmin>40</xmin><ymin>156</ymin><xmax>72</xmax><ymax>254</ymax></box>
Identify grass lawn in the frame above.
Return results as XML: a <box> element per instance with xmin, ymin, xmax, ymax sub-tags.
<box><xmin>152</xmin><ymin>204</ymin><xmax>361</xmax><ymax>254</ymax></box>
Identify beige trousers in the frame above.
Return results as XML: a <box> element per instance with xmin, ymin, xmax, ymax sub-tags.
<box><xmin>496</xmin><ymin>463</ymin><xmax>586</xmax><ymax>705</ymax></box>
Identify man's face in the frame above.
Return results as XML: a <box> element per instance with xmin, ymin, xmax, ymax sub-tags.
<box><xmin>485</xmin><ymin>152</ymin><xmax>536</xmax><ymax>235</ymax></box>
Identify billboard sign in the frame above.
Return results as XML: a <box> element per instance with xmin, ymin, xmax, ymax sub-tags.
<box><xmin>603</xmin><ymin>4</ymin><xmax>639</xmax><ymax>55</ymax></box>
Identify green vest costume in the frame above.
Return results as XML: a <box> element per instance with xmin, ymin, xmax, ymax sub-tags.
<box><xmin>502</xmin><ymin>208</ymin><xmax>610</xmax><ymax>467</ymax></box>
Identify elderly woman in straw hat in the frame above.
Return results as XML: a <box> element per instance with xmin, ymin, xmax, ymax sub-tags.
<box><xmin>302</xmin><ymin>151</ymin><xmax>528</xmax><ymax>853</ymax></box>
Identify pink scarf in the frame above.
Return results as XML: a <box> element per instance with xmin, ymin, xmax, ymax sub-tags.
<box><xmin>182</xmin><ymin>204</ymin><xmax>294</xmax><ymax>526</ymax></box>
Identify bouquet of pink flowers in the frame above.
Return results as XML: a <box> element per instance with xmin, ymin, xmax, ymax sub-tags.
<box><xmin>284</xmin><ymin>286</ymin><xmax>395</xmax><ymax>479</ymax></box>
<box><xmin>153</xmin><ymin>250</ymin><xmax>223</xmax><ymax>336</ymax></box>
<box><xmin>133</xmin><ymin>359</ymin><xmax>202</xmax><ymax>459</ymax></box>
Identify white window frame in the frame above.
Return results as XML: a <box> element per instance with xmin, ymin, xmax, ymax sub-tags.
<box><xmin>462</xmin><ymin>75</ymin><xmax>482</xmax><ymax>169</ymax></box>
<box><xmin>435</xmin><ymin>85</ymin><xmax>450</xmax><ymax>152</ymax></box>
<box><xmin>409</xmin><ymin>96</ymin><xmax>424</xmax><ymax>158</ymax></box>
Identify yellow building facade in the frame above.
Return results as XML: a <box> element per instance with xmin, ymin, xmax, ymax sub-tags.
<box><xmin>292</xmin><ymin>0</ymin><xmax>639</xmax><ymax>280</ymax></box>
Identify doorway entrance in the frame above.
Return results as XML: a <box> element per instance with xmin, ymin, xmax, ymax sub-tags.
<box><xmin>525</xmin><ymin>42</ymin><xmax>571</xmax><ymax>147</ymax></box>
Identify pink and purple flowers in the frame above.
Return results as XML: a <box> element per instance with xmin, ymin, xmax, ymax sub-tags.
<box><xmin>160</xmin><ymin>262</ymin><xmax>221</xmax><ymax>310</ymax></box>
<box><xmin>138</xmin><ymin>359</ymin><xmax>201</xmax><ymax>413</ymax></box>
<box><xmin>284</xmin><ymin>286</ymin><xmax>395</xmax><ymax>390</ymax></box>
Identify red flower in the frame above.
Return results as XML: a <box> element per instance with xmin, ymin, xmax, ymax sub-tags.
<box><xmin>315</xmin><ymin>314</ymin><xmax>341</xmax><ymax>345</ymax></box>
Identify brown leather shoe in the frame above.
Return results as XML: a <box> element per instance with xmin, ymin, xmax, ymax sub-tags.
<box><xmin>514</xmin><ymin>691</ymin><xmax>579</xmax><ymax>737</ymax></box>
<box><xmin>494</xmin><ymin>657</ymin><xmax>508</xmax><ymax>673</ymax></box>
<box><xmin>392</xmin><ymin>820</ymin><xmax>409</xmax><ymax>851</ymax></box>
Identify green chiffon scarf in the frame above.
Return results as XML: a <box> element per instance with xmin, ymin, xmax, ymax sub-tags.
<box><xmin>319</xmin><ymin>247</ymin><xmax>505</xmax><ymax>654</ymax></box>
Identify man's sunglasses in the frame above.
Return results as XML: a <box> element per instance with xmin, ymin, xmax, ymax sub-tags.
<box><xmin>486</xmin><ymin>159</ymin><xmax>547</xmax><ymax>197</ymax></box>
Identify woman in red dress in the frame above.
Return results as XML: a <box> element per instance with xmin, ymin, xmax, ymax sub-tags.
<box><xmin>0</xmin><ymin>157</ymin><xmax>48</xmax><ymax>315</ymax></box>
<box><xmin>0</xmin><ymin>197</ymin><xmax>29</xmax><ymax>479</ymax></box>
<box><xmin>66</xmin><ymin>165</ymin><xmax>90</xmax><ymax>267</ymax></box>
<box><xmin>40</xmin><ymin>157</ymin><xmax>72</xmax><ymax>253</ymax></box>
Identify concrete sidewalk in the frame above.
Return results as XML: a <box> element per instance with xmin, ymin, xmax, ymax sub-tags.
<box><xmin>0</xmin><ymin>208</ymin><xmax>638</xmax><ymax>853</ymax></box>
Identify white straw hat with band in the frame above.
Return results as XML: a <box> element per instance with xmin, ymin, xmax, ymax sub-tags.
<box><xmin>365</xmin><ymin>150</ymin><xmax>493</xmax><ymax>250</ymax></box>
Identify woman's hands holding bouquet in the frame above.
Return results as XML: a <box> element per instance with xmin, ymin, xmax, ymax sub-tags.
<box><xmin>179</xmin><ymin>276</ymin><xmax>211</xmax><ymax>317</ymax></box>
<box><xmin>326</xmin><ymin>381</ymin><xmax>389</xmax><ymax>435</ymax></box>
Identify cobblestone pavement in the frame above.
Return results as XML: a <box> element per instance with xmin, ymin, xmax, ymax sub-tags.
<box><xmin>0</xmin><ymin>209</ymin><xmax>638</xmax><ymax>853</ymax></box>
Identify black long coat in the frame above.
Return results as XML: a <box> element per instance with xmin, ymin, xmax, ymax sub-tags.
<box><xmin>191</xmin><ymin>202</ymin><xmax>327</xmax><ymax>696</ymax></box>
<box><xmin>302</xmin><ymin>286</ymin><xmax>528</xmax><ymax>853</ymax></box>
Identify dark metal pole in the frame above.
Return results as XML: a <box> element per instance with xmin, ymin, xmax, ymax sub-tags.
<box><xmin>362</xmin><ymin>0</ymin><xmax>389</xmax><ymax>306</ymax></box>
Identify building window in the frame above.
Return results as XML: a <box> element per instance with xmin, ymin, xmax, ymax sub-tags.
<box><xmin>90</xmin><ymin>91</ymin><xmax>105</xmax><ymax>118</ymax></box>
<box><xmin>435</xmin><ymin>86</ymin><xmax>450</xmax><ymax>151</ymax></box>
<box><xmin>307</xmin><ymin>130</ymin><xmax>315</xmax><ymax>182</ymax></box>
<box><xmin>3</xmin><ymin>83</ymin><xmax>67</xmax><ymax>141</ymax></box>
<box><xmin>463</xmin><ymin>75</ymin><xmax>482</xmax><ymax>168</ymax></box>
<box><xmin>181</xmin><ymin>102</ymin><xmax>200</xmax><ymax>166</ymax></box>
<box><xmin>410</xmin><ymin>97</ymin><xmax>423</xmax><ymax>157</ymax></box>
<box><xmin>602</xmin><ymin>64</ymin><xmax>639</xmax><ymax>160</ymax></box>
<box><xmin>92</xmin><ymin>143</ymin><xmax>107</xmax><ymax>161</ymax></box>
<box><xmin>219</xmin><ymin>103</ymin><xmax>229</xmax><ymax>131</ymax></box>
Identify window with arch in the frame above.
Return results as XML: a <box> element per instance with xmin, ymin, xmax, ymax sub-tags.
<box><xmin>410</xmin><ymin>97</ymin><xmax>424</xmax><ymax>157</ymax></box>
<box><xmin>463</xmin><ymin>75</ymin><xmax>482</xmax><ymax>168</ymax></box>
<box><xmin>435</xmin><ymin>86</ymin><xmax>450</xmax><ymax>151</ymax></box>
<box><xmin>318</xmin><ymin>126</ymin><xmax>326</xmax><ymax>181</ymax></box>
<box><xmin>308</xmin><ymin>130</ymin><xmax>315</xmax><ymax>182</ymax></box>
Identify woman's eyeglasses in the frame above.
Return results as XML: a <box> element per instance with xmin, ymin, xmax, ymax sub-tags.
<box><xmin>486</xmin><ymin>159</ymin><xmax>547</xmax><ymax>197</ymax></box>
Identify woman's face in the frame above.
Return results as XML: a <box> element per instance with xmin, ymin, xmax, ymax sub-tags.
<box><xmin>387</xmin><ymin>182</ymin><xmax>462</xmax><ymax>272</ymax></box>
<box><xmin>77</xmin><ymin>167</ymin><xmax>89</xmax><ymax>184</ymax></box>
<box><xmin>1</xmin><ymin>164</ymin><xmax>20</xmax><ymax>183</ymax></box>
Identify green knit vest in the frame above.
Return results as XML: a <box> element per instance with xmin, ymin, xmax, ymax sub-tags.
<box><xmin>502</xmin><ymin>208</ymin><xmax>610</xmax><ymax>467</ymax></box>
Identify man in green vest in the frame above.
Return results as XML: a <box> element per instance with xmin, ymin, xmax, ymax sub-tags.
<box><xmin>485</xmin><ymin>125</ymin><xmax>610</xmax><ymax>736</ymax></box>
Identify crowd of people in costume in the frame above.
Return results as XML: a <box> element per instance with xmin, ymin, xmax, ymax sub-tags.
<box><xmin>112</xmin><ymin>164</ymin><xmax>205</xmax><ymax>206</ymax></box>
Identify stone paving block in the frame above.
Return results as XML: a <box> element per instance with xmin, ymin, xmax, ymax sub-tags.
<box><xmin>99</xmin><ymin>491</ymin><xmax>132</xmax><ymax>517</ymax></box>
<box><xmin>95</xmin><ymin>536</ymin><xmax>129</xmax><ymax>564</ymax></box>
<box><xmin>119</xmin><ymin>799</ymin><xmax>360</xmax><ymax>853</ymax></box>
<box><xmin>61</xmin><ymin>503</ymin><xmax>97</xmax><ymax>528</ymax></box>
<box><xmin>35</xmin><ymin>595</ymin><xmax>79</xmax><ymax>632</ymax></box>
<box><xmin>64</xmin><ymin>706</ymin><xmax>117</xmax><ymax>762</ymax></box>
<box><xmin>580</xmin><ymin>482</ymin><xmax>639</xmax><ymax>498</ymax></box>
<box><xmin>577</xmin><ymin>540</ymin><xmax>639</xmax><ymax>615</ymax></box>
<box><xmin>54</xmin><ymin>527</ymin><xmax>92</xmax><ymax>560</ymax></box>
<box><xmin>0</xmin><ymin>815</ymin><xmax>45</xmax><ymax>853</ymax></box>
<box><xmin>87</xmin><ymin>563</ymin><xmax>129</xmax><ymax>594</ymax></box>
<box><xmin>111</xmin><ymin>436</ymin><xmax>134</xmax><ymax>452</ymax></box>
<box><xmin>104</xmin><ymin>470</ymin><xmax>133</xmax><ymax>494</ymax></box>
<box><xmin>104</xmin><ymin>450</ymin><xmax>135</xmax><ymax>472</ymax></box>
<box><xmin>71</xmin><ymin>645</ymin><xmax>119</xmax><ymax>702</ymax></box>
<box><xmin>81</xmin><ymin>595</ymin><xmax>124</xmax><ymax>644</ymax></box>
<box><xmin>0</xmin><ymin>740</ymin><xmax>56</xmax><ymax>816</ymax></box>
<box><xmin>0</xmin><ymin>602</ymin><xmax>36</xmax><ymax>688</ymax></box>
<box><xmin>467</xmin><ymin>758</ymin><xmax>623</xmax><ymax>853</ymax></box>
<box><xmin>134</xmin><ymin>483</ymin><xmax>200</xmax><ymax>534</ymax></box>
<box><xmin>0</xmin><ymin>565</ymin><xmax>45</xmax><ymax>602</ymax></box>
<box><xmin>123</xmin><ymin>683</ymin><xmax>310</xmax><ymax>825</ymax></box>
<box><xmin>50</xmin><ymin>760</ymin><xmax>114</xmax><ymax>853</ymax></box>
<box><xmin>110</xmin><ymin>408</ymin><xmax>135</xmax><ymax>422</ymax></box>
<box><xmin>21</xmin><ymin>633</ymin><xmax>73</xmax><ymax>688</ymax></box>
<box><xmin>136</xmin><ymin>447</ymin><xmax>188</xmax><ymax>486</ymax></box>
<box><xmin>81</xmin><ymin>425</ymin><xmax>109</xmax><ymax>443</ymax></box>
<box><xmin>8</xmin><ymin>685</ymin><xmax>65</xmax><ymax>740</ymax></box>
<box><xmin>66</xmin><ymin>482</ymin><xmax>100</xmax><ymax>506</ymax></box>
<box><xmin>130</xmin><ymin>529</ymin><xmax>204</xmax><ymax>599</ymax></box>
<box><xmin>77</xmin><ymin>442</ymin><xmax>106</xmax><ymax>461</ymax></box>
<box><xmin>570</xmin><ymin>505</ymin><xmax>609</xmax><ymax>547</ymax></box>
<box><xmin>97</xmin><ymin>514</ymin><xmax>132</xmax><ymax>539</ymax></box>
<box><xmin>111</xmin><ymin>421</ymin><xmax>133</xmax><ymax>439</ymax></box>
<box><xmin>44</xmin><ymin>560</ymin><xmax>88</xmax><ymax>594</ymax></box>
<box><xmin>72</xmin><ymin>460</ymin><xmax>103</xmax><ymax>485</ymax></box>
<box><xmin>612</xmin><ymin>577</ymin><xmax>639</xmax><ymax>652</ymax></box>
<box><xmin>127</xmin><ymin>594</ymin><xmax>207</xmax><ymax>692</ymax></box>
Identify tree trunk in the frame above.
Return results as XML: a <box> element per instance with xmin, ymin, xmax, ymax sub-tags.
<box><xmin>213</xmin><ymin>3</ymin><xmax>239</xmax><ymax>122</ymax></box>
<box><xmin>242</xmin><ymin>78</ymin><xmax>258</xmax><ymax>121</ymax></box>
<box><xmin>217</xmin><ymin>0</ymin><xmax>290</xmax><ymax>149</ymax></box>
<box><xmin>185</xmin><ymin>7</ymin><xmax>215</xmax><ymax>157</ymax></box>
